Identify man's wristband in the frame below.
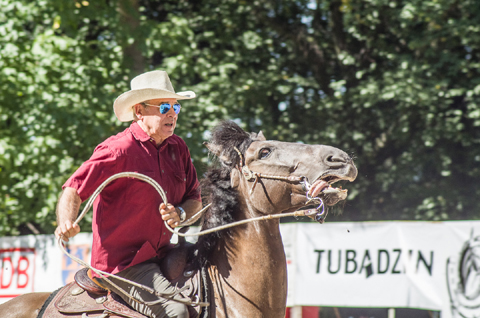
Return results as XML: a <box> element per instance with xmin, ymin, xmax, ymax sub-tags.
<box><xmin>177</xmin><ymin>206</ymin><xmax>186</xmax><ymax>222</ymax></box>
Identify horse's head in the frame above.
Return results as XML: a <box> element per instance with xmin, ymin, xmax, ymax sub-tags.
<box><xmin>204</xmin><ymin>121</ymin><xmax>357</xmax><ymax>223</ymax></box>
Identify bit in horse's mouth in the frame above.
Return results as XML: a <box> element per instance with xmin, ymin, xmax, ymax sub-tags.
<box><xmin>307</xmin><ymin>174</ymin><xmax>345</xmax><ymax>199</ymax></box>
<box><xmin>299</xmin><ymin>174</ymin><xmax>349</xmax><ymax>223</ymax></box>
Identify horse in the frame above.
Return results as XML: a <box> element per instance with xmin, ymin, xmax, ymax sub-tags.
<box><xmin>0</xmin><ymin>121</ymin><xmax>357</xmax><ymax>318</ymax></box>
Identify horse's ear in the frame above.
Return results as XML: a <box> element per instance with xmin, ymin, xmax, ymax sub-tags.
<box><xmin>204</xmin><ymin>142</ymin><xmax>229</xmax><ymax>162</ymax></box>
<box><xmin>204</xmin><ymin>142</ymin><xmax>221</xmax><ymax>157</ymax></box>
<box><xmin>257</xmin><ymin>131</ymin><xmax>267</xmax><ymax>141</ymax></box>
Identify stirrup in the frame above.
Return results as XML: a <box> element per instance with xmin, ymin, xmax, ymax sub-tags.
<box><xmin>74</xmin><ymin>268</ymin><xmax>109</xmax><ymax>296</ymax></box>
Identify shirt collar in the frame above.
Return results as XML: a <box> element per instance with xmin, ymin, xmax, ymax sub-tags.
<box><xmin>129</xmin><ymin>121</ymin><xmax>178</xmax><ymax>146</ymax></box>
<box><xmin>129</xmin><ymin>121</ymin><xmax>151</xmax><ymax>142</ymax></box>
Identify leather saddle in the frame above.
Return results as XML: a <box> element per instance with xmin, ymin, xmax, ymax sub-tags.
<box><xmin>40</xmin><ymin>242</ymin><xmax>207</xmax><ymax>318</ymax></box>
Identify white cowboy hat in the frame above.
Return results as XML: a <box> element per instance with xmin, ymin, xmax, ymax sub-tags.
<box><xmin>113</xmin><ymin>70</ymin><xmax>196</xmax><ymax>122</ymax></box>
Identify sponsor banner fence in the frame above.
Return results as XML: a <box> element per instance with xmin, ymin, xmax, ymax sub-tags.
<box><xmin>286</xmin><ymin>221</ymin><xmax>480</xmax><ymax>318</ymax></box>
<box><xmin>0</xmin><ymin>233</ymin><xmax>91</xmax><ymax>302</ymax></box>
<box><xmin>0</xmin><ymin>222</ymin><xmax>479</xmax><ymax>318</ymax></box>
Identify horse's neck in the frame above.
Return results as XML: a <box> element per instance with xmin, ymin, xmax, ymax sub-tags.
<box><xmin>218</xmin><ymin>217</ymin><xmax>286</xmax><ymax>268</ymax></box>
<box><xmin>208</xmin><ymin>208</ymin><xmax>288</xmax><ymax>317</ymax></box>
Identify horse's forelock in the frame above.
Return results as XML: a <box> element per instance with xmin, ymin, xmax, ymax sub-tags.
<box><xmin>210</xmin><ymin>121</ymin><xmax>250</xmax><ymax>145</ymax></box>
<box><xmin>207</xmin><ymin>121</ymin><xmax>255</xmax><ymax>170</ymax></box>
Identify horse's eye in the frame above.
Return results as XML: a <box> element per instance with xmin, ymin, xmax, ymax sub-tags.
<box><xmin>259</xmin><ymin>148</ymin><xmax>271</xmax><ymax>159</ymax></box>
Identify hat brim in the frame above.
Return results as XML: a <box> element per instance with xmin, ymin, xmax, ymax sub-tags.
<box><xmin>113</xmin><ymin>88</ymin><xmax>196</xmax><ymax>122</ymax></box>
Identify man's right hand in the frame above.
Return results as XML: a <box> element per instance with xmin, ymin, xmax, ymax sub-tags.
<box><xmin>55</xmin><ymin>187</ymin><xmax>82</xmax><ymax>242</ymax></box>
<box><xmin>55</xmin><ymin>220</ymin><xmax>81</xmax><ymax>242</ymax></box>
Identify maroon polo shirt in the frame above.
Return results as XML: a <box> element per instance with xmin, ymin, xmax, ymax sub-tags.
<box><xmin>63</xmin><ymin>122</ymin><xmax>201</xmax><ymax>275</ymax></box>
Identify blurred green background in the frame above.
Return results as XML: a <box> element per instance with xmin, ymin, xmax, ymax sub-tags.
<box><xmin>1</xmin><ymin>0</ymin><xmax>479</xmax><ymax>236</ymax></box>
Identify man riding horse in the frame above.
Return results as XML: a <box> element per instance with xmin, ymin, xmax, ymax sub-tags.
<box><xmin>55</xmin><ymin>70</ymin><xmax>202</xmax><ymax>318</ymax></box>
<box><xmin>1</xmin><ymin>93</ymin><xmax>357</xmax><ymax>317</ymax></box>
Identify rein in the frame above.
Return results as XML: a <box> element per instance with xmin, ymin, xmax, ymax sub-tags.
<box><xmin>167</xmin><ymin>146</ymin><xmax>328</xmax><ymax>237</ymax></box>
<box><xmin>233</xmin><ymin>146</ymin><xmax>310</xmax><ymax>194</ymax></box>
<box><xmin>58</xmin><ymin>172</ymin><xmax>208</xmax><ymax>308</ymax></box>
<box><xmin>58</xmin><ymin>171</ymin><xmax>323</xmax><ymax>308</ymax></box>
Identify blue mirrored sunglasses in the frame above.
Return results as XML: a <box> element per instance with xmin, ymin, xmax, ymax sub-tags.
<box><xmin>144</xmin><ymin>103</ymin><xmax>181</xmax><ymax>114</ymax></box>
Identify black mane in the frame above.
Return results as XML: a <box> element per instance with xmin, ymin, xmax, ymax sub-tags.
<box><xmin>192</xmin><ymin>121</ymin><xmax>262</xmax><ymax>266</ymax></box>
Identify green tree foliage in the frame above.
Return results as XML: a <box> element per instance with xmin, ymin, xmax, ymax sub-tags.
<box><xmin>1</xmin><ymin>0</ymin><xmax>479</xmax><ymax>235</ymax></box>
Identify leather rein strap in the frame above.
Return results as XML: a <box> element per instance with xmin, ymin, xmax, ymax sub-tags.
<box><xmin>232</xmin><ymin>146</ymin><xmax>310</xmax><ymax>195</ymax></box>
<box><xmin>58</xmin><ymin>159</ymin><xmax>324</xmax><ymax>308</ymax></box>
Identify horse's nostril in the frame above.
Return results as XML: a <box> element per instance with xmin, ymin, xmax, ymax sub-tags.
<box><xmin>327</xmin><ymin>155</ymin><xmax>346</xmax><ymax>163</ymax></box>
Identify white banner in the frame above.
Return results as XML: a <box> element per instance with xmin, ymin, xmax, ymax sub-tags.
<box><xmin>0</xmin><ymin>233</ymin><xmax>92</xmax><ymax>302</ymax></box>
<box><xmin>285</xmin><ymin>221</ymin><xmax>480</xmax><ymax>318</ymax></box>
<box><xmin>1</xmin><ymin>221</ymin><xmax>479</xmax><ymax>318</ymax></box>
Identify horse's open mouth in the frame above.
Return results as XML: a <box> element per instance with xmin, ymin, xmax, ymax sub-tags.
<box><xmin>298</xmin><ymin>175</ymin><xmax>349</xmax><ymax>223</ymax></box>
<box><xmin>307</xmin><ymin>174</ymin><xmax>348</xmax><ymax>202</ymax></box>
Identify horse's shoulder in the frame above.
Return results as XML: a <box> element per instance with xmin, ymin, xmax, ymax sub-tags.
<box><xmin>0</xmin><ymin>291</ymin><xmax>51</xmax><ymax>318</ymax></box>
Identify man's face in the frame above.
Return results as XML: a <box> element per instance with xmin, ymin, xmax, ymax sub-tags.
<box><xmin>136</xmin><ymin>98</ymin><xmax>180</xmax><ymax>143</ymax></box>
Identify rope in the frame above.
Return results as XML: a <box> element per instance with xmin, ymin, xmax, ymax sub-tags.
<box><xmin>70</xmin><ymin>171</ymin><xmax>317</xmax><ymax>238</ymax></box>
<box><xmin>59</xmin><ymin>171</ymin><xmax>321</xmax><ymax>307</ymax></box>
<box><xmin>61</xmin><ymin>172</ymin><xmax>208</xmax><ymax>307</ymax></box>
<box><xmin>58</xmin><ymin>237</ymin><xmax>208</xmax><ymax>307</ymax></box>
<box><xmin>73</xmin><ymin>172</ymin><xmax>168</xmax><ymax>229</ymax></box>
<box><xmin>165</xmin><ymin>209</ymin><xmax>313</xmax><ymax>237</ymax></box>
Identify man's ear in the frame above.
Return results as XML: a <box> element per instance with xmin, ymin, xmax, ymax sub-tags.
<box><xmin>134</xmin><ymin>104</ymin><xmax>144</xmax><ymax>119</ymax></box>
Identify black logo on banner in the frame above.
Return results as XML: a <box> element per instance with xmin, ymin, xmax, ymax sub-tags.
<box><xmin>447</xmin><ymin>232</ymin><xmax>480</xmax><ymax>318</ymax></box>
<box><xmin>314</xmin><ymin>249</ymin><xmax>434</xmax><ymax>277</ymax></box>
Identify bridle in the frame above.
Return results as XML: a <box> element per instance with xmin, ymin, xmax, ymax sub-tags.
<box><xmin>232</xmin><ymin>146</ymin><xmax>327</xmax><ymax>222</ymax></box>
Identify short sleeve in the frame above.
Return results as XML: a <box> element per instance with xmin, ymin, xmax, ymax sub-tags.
<box><xmin>63</xmin><ymin>144</ymin><xmax>119</xmax><ymax>202</ymax></box>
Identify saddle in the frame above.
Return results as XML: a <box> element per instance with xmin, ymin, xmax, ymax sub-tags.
<box><xmin>40</xmin><ymin>243</ymin><xmax>208</xmax><ymax>318</ymax></box>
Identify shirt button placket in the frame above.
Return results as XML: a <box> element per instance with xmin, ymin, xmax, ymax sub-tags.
<box><xmin>158</xmin><ymin>150</ymin><xmax>166</xmax><ymax>197</ymax></box>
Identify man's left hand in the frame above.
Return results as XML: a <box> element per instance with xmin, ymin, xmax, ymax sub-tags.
<box><xmin>159</xmin><ymin>203</ymin><xmax>180</xmax><ymax>228</ymax></box>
